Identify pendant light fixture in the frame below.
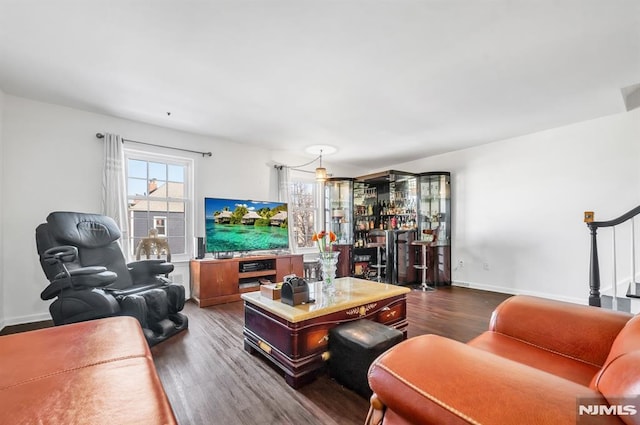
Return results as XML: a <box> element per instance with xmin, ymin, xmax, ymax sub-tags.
<box><xmin>315</xmin><ymin>149</ymin><xmax>328</xmax><ymax>182</ymax></box>
<box><xmin>274</xmin><ymin>145</ymin><xmax>336</xmax><ymax>180</ymax></box>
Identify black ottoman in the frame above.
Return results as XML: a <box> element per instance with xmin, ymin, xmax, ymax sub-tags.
<box><xmin>328</xmin><ymin>319</ymin><xmax>404</xmax><ymax>398</ymax></box>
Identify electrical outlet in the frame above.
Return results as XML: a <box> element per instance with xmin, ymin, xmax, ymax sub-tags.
<box><xmin>483</xmin><ymin>262</ymin><xmax>490</xmax><ymax>271</ymax></box>
<box><xmin>456</xmin><ymin>260</ymin><xmax>464</xmax><ymax>271</ymax></box>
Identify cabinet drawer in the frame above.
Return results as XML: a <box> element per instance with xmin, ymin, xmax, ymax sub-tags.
<box><xmin>299</xmin><ymin>326</ymin><xmax>331</xmax><ymax>357</ymax></box>
<box><xmin>376</xmin><ymin>302</ymin><xmax>405</xmax><ymax>325</ymax></box>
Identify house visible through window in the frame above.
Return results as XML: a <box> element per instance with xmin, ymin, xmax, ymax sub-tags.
<box><xmin>154</xmin><ymin>216</ymin><xmax>167</xmax><ymax>236</ymax></box>
<box><xmin>125</xmin><ymin>150</ymin><xmax>193</xmax><ymax>259</ymax></box>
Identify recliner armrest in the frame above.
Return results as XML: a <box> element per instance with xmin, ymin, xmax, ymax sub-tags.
<box><xmin>487</xmin><ymin>295</ymin><xmax>632</xmax><ymax>367</ymax></box>
<box><xmin>41</xmin><ymin>268</ymin><xmax>118</xmax><ymax>300</ymax></box>
<box><xmin>128</xmin><ymin>259</ymin><xmax>174</xmax><ymax>279</ymax></box>
<box><xmin>53</xmin><ymin>265</ymin><xmax>108</xmax><ymax>280</ymax></box>
<box><xmin>368</xmin><ymin>335</ymin><xmax>612</xmax><ymax>425</ymax></box>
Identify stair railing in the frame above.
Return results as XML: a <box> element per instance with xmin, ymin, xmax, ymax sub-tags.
<box><xmin>585</xmin><ymin>206</ymin><xmax>640</xmax><ymax>308</ymax></box>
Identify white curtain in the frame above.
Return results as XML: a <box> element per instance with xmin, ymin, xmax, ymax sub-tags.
<box><xmin>277</xmin><ymin>166</ymin><xmax>296</xmax><ymax>253</ymax></box>
<box><xmin>102</xmin><ymin>133</ymin><xmax>131</xmax><ymax>259</ymax></box>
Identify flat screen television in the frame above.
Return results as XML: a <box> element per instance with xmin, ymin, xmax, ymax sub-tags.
<box><xmin>204</xmin><ymin>197</ymin><xmax>289</xmax><ymax>254</ymax></box>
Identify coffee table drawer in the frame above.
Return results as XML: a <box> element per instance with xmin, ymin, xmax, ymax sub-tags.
<box><xmin>377</xmin><ymin>299</ymin><xmax>406</xmax><ymax>325</ymax></box>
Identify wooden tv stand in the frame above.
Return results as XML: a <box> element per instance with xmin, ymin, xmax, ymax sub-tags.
<box><xmin>190</xmin><ymin>254</ymin><xmax>303</xmax><ymax>307</ymax></box>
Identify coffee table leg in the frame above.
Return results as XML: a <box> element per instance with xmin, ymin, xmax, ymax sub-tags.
<box><xmin>243</xmin><ymin>339</ymin><xmax>256</xmax><ymax>354</ymax></box>
<box><xmin>245</xmin><ymin>338</ymin><xmax>318</xmax><ymax>389</ymax></box>
<box><xmin>284</xmin><ymin>370</ymin><xmax>319</xmax><ymax>389</ymax></box>
<box><xmin>284</xmin><ymin>373</ymin><xmax>299</xmax><ymax>388</ymax></box>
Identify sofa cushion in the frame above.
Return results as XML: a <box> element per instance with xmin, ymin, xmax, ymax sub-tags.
<box><xmin>468</xmin><ymin>331</ymin><xmax>601</xmax><ymax>386</ymax></box>
<box><xmin>599</xmin><ymin>314</ymin><xmax>640</xmax><ymax>367</ymax></box>
<box><xmin>590</xmin><ymin>314</ymin><xmax>640</xmax><ymax>425</ymax></box>
<box><xmin>0</xmin><ymin>316</ymin><xmax>176</xmax><ymax>425</ymax></box>
<box><xmin>488</xmin><ymin>295</ymin><xmax>631</xmax><ymax>368</ymax></box>
<box><xmin>368</xmin><ymin>334</ymin><xmax>605</xmax><ymax>425</ymax></box>
<box><xmin>594</xmin><ymin>351</ymin><xmax>640</xmax><ymax>425</ymax></box>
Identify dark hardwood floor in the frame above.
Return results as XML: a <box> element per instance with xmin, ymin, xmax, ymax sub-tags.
<box><xmin>150</xmin><ymin>286</ymin><xmax>512</xmax><ymax>425</ymax></box>
<box><xmin>0</xmin><ymin>318</ymin><xmax>53</xmax><ymax>335</ymax></box>
<box><xmin>0</xmin><ymin>286</ymin><xmax>510</xmax><ymax>423</ymax></box>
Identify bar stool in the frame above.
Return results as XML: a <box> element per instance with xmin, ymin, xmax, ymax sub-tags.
<box><xmin>411</xmin><ymin>240</ymin><xmax>435</xmax><ymax>291</ymax></box>
<box><xmin>366</xmin><ymin>242</ymin><xmax>386</xmax><ymax>282</ymax></box>
<box><xmin>303</xmin><ymin>259</ymin><xmax>322</xmax><ymax>282</ymax></box>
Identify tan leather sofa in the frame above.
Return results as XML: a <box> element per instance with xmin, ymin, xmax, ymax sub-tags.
<box><xmin>367</xmin><ymin>295</ymin><xmax>640</xmax><ymax>425</ymax></box>
<box><xmin>0</xmin><ymin>316</ymin><xmax>177</xmax><ymax>424</ymax></box>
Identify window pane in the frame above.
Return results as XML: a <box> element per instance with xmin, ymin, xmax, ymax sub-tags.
<box><xmin>149</xmin><ymin>162</ymin><xmax>166</xmax><ymax>181</ymax></box>
<box><xmin>128</xmin><ymin>177</ymin><xmax>148</xmax><ymax>197</ymax></box>
<box><xmin>149</xmin><ymin>180</ymin><xmax>167</xmax><ymax>197</ymax></box>
<box><xmin>169</xmin><ymin>201</ymin><xmax>185</xmax><ymax>213</ymax></box>
<box><xmin>293</xmin><ymin>209</ymin><xmax>315</xmax><ymax>248</ymax></box>
<box><xmin>168</xmin><ymin>164</ymin><xmax>185</xmax><ymax>183</ymax></box>
<box><xmin>132</xmin><ymin>211</ymin><xmax>153</xmax><ymax>238</ymax></box>
<box><xmin>167</xmin><ymin>182</ymin><xmax>184</xmax><ymax>198</ymax></box>
<box><xmin>168</xmin><ymin>216</ymin><xmax>186</xmax><ymax>237</ymax></box>
<box><xmin>167</xmin><ymin>236</ymin><xmax>185</xmax><ymax>255</ymax></box>
<box><xmin>148</xmin><ymin>200</ymin><xmax>168</xmax><ymax>211</ymax></box>
<box><xmin>287</xmin><ymin>179</ymin><xmax>318</xmax><ymax>251</ymax></box>
<box><xmin>128</xmin><ymin>159</ymin><xmax>147</xmax><ymax>179</ymax></box>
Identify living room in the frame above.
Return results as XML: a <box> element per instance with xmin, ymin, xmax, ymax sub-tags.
<box><xmin>2</xmin><ymin>88</ymin><xmax>639</xmax><ymax>328</ymax></box>
<box><xmin>1</xmin><ymin>1</ymin><xmax>639</xmax><ymax>424</ymax></box>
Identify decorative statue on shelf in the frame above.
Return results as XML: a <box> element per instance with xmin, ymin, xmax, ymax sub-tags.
<box><xmin>135</xmin><ymin>228</ymin><xmax>171</xmax><ymax>262</ymax></box>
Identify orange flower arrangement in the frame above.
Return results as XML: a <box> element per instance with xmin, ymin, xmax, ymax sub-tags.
<box><xmin>312</xmin><ymin>230</ymin><xmax>337</xmax><ymax>254</ymax></box>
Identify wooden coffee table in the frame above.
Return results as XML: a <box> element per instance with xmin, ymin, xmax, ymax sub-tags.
<box><xmin>241</xmin><ymin>277</ymin><xmax>410</xmax><ymax>388</ymax></box>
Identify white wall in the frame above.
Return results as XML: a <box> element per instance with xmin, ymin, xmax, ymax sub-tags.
<box><xmin>2</xmin><ymin>93</ymin><xmax>638</xmax><ymax>324</ymax></box>
<box><xmin>0</xmin><ymin>95</ymin><xmax>363</xmax><ymax>326</ymax></box>
<box><xmin>390</xmin><ymin>108</ymin><xmax>640</xmax><ymax>303</ymax></box>
<box><xmin>0</xmin><ymin>89</ymin><xmax>5</xmax><ymax>328</ymax></box>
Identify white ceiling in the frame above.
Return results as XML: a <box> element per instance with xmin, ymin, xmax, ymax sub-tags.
<box><xmin>1</xmin><ymin>0</ymin><xmax>639</xmax><ymax>168</ymax></box>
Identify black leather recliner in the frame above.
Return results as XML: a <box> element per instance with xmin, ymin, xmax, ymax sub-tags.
<box><xmin>35</xmin><ymin>211</ymin><xmax>188</xmax><ymax>346</ymax></box>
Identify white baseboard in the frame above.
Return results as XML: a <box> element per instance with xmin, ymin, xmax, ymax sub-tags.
<box><xmin>2</xmin><ymin>312</ymin><xmax>51</xmax><ymax>328</ymax></box>
<box><xmin>452</xmin><ymin>280</ymin><xmax>587</xmax><ymax>306</ymax></box>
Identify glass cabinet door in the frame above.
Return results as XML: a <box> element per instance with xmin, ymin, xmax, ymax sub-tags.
<box><xmin>353</xmin><ymin>180</ymin><xmax>376</xmax><ymax>248</ymax></box>
<box><xmin>418</xmin><ymin>172</ymin><xmax>451</xmax><ymax>284</ymax></box>
<box><xmin>324</xmin><ymin>178</ymin><xmax>354</xmax><ymax>244</ymax></box>
<box><xmin>388</xmin><ymin>171</ymin><xmax>418</xmax><ymax>231</ymax></box>
<box><xmin>351</xmin><ymin>171</ymin><xmax>419</xmax><ymax>284</ymax></box>
<box><xmin>418</xmin><ymin>172</ymin><xmax>451</xmax><ymax>242</ymax></box>
<box><xmin>353</xmin><ymin>170</ymin><xmax>418</xmax><ymax>237</ymax></box>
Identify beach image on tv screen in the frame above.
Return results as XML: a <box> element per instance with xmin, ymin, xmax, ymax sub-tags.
<box><xmin>204</xmin><ymin>197</ymin><xmax>289</xmax><ymax>252</ymax></box>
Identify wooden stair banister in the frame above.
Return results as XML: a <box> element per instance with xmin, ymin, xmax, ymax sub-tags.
<box><xmin>585</xmin><ymin>205</ymin><xmax>640</xmax><ymax>307</ymax></box>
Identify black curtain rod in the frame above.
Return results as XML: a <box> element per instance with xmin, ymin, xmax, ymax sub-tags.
<box><xmin>95</xmin><ymin>133</ymin><xmax>212</xmax><ymax>157</ymax></box>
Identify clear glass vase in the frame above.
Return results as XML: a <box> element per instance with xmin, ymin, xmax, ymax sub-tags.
<box><xmin>318</xmin><ymin>251</ymin><xmax>340</xmax><ymax>295</ymax></box>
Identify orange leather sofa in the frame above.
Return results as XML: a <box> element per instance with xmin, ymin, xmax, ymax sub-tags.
<box><xmin>0</xmin><ymin>316</ymin><xmax>177</xmax><ymax>424</ymax></box>
<box><xmin>367</xmin><ymin>295</ymin><xmax>640</xmax><ymax>425</ymax></box>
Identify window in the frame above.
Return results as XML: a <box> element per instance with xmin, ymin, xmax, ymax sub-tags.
<box><xmin>125</xmin><ymin>150</ymin><xmax>193</xmax><ymax>260</ymax></box>
<box><xmin>153</xmin><ymin>216</ymin><xmax>167</xmax><ymax>236</ymax></box>
<box><xmin>287</xmin><ymin>177</ymin><xmax>320</xmax><ymax>251</ymax></box>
